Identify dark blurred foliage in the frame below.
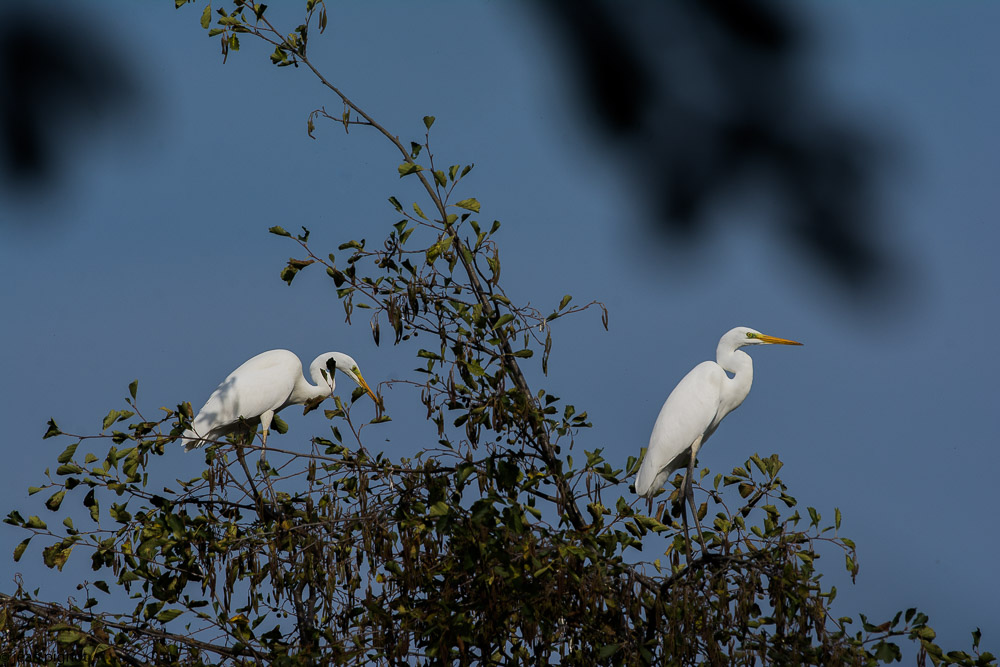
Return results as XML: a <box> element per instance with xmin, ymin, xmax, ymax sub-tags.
<box><xmin>532</xmin><ymin>0</ymin><xmax>894</xmax><ymax>296</ymax></box>
<box><xmin>0</xmin><ymin>7</ymin><xmax>137</xmax><ymax>195</ymax></box>
<box><xmin>0</xmin><ymin>1</ymin><xmax>894</xmax><ymax>299</ymax></box>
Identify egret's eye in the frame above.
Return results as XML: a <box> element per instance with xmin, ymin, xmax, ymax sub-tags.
<box><xmin>746</xmin><ymin>332</ymin><xmax>756</xmax><ymax>339</ymax></box>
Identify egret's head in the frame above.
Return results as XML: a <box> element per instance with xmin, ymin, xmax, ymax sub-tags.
<box><xmin>315</xmin><ymin>352</ymin><xmax>379</xmax><ymax>404</ymax></box>
<box><xmin>725</xmin><ymin>327</ymin><xmax>803</xmax><ymax>349</ymax></box>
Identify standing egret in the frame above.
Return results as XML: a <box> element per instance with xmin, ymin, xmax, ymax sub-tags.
<box><xmin>634</xmin><ymin>327</ymin><xmax>802</xmax><ymax>548</ymax></box>
<box><xmin>180</xmin><ymin>349</ymin><xmax>378</xmax><ymax>450</ymax></box>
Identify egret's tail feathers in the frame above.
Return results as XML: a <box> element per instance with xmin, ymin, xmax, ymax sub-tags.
<box><xmin>634</xmin><ymin>473</ymin><xmax>655</xmax><ymax>499</ymax></box>
<box><xmin>181</xmin><ymin>429</ymin><xmax>205</xmax><ymax>451</ymax></box>
<box><xmin>634</xmin><ymin>456</ymin><xmax>659</xmax><ymax>499</ymax></box>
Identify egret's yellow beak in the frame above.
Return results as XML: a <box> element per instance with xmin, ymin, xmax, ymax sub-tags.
<box><xmin>354</xmin><ymin>371</ymin><xmax>382</xmax><ymax>408</ymax></box>
<box><xmin>758</xmin><ymin>334</ymin><xmax>803</xmax><ymax>346</ymax></box>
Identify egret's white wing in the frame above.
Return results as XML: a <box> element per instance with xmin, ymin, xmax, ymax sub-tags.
<box><xmin>634</xmin><ymin>361</ymin><xmax>725</xmax><ymax>497</ymax></box>
<box><xmin>184</xmin><ymin>350</ymin><xmax>300</xmax><ymax>448</ymax></box>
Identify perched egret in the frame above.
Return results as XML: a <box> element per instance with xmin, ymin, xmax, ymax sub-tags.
<box><xmin>634</xmin><ymin>327</ymin><xmax>802</xmax><ymax>547</ymax></box>
<box><xmin>180</xmin><ymin>349</ymin><xmax>378</xmax><ymax>450</ymax></box>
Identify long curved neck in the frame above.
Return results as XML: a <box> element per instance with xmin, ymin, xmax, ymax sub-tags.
<box><xmin>290</xmin><ymin>360</ymin><xmax>335</xmax><ymax>405</ymax></box>
<box><xmin>310</xmin><ymin>361</ymin><xmax>337</xmax><ymax>399</ymax></box>
<box><xmin>717</xmin><ymin>343</ymin><xmax>753</xmax><ymax>414</ymax></box>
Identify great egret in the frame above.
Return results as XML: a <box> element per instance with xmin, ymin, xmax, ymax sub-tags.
<box><xmin>634</xmin><ymin>327</ymin><xmax>802</xmax><ymax>547</ymax></box>
<box><xmin>180</xmin><ymin>349</ymin><xmax>378</xmax><ymax>450</ymax></box>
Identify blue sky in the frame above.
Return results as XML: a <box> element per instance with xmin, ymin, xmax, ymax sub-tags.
<box><xmin>1</xmin><ymin>1</ymin><xmax>997</xmax><ymax>654</ymax></box>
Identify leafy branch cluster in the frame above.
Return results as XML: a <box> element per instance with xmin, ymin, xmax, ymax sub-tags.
<box><xmin>0</xmin><ymin>2</ymin><xmax>994</xmax><ymax>666</ymax></box>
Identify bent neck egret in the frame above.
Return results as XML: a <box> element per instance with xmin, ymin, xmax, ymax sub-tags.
<box><xmin>181</xmin><ymin>349</ymin><xmax>378</xmax><ymax>450</ymax></box>
<box><xmin>633</xmin><ymin>327</ymin><xmax>802</xmax><ymax>549</ymax></box>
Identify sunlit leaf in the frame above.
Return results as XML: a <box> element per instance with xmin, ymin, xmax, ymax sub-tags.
<box><xmin>455</xmin><ymin>198</ymin><xmax>480</xmax><ymax>213</ymax></box>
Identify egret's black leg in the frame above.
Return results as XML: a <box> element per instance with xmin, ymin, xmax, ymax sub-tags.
<box><xmin>686</xmin><ymin>438</ymin><xmax>708</xmax><ymax>553</ymax></box>
<box><xmin>679</xmin><ymin>472</ymin><xmax>694</xmax><ymax>561</ymax></box>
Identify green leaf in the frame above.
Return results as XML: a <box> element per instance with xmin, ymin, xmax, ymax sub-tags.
<box><xmin>429</xmin><ymin>501</ymin><xmax>449</xmax><ymax>517</ymax></box>
<box><xmin>425</xmin><ymin>237</ymin><xmax>452</xmax><ymax>264</ymax></box>
<box><xmin>455</xmin><ymin>198</ymin><xmax>480</xmax><ymax>213</ymax></box>
<box><xmin>388</xmin><ymin>196</ymin><xmax>403</xmax><ymax>212</ymax></box>
<box><xmin>280</xmin><ymin>265</ymin><xmax>299</xmax><ymax>285</ymax></box>
<box><xmin>423</xmin><ymin>115</ymin><xmax>435</xmax><ymax>129</ymax></box>
<box><xmin>559</xmin><ymin>294</ymin><xmax>572</xmax><ymax>310</ymax></box>
<box><xmin>56</xmin><ymin>630</ymin><xmax>84</xmax><ymax>644</ymax></box>
<box><xmin>397</xmin><ymin>163</ymin><xmax>423</xmax><ymax>177</ymax></box>
<box><xmin>44</xmin><ymin>419</ymin><xmax>61</xmax><ymax>439</ymax></box>
<box><xmin>327</xmin><ymin>266</ymin><xmax>345</xmax><ymax>286</ymax></box>
<box><xmin>102</xmin><ymin>410</ymin><xmax>119</xmax><ymax>431</ymax></box>
<box><xmin>45</xmin><ymin>490</ymin><xmax>66</xmax><ymax>512</ymax></box>
<box><xmin>873</xmin><ymin>641</ymin><xmax>901</xmax><ymax>662</ymax></box>
<box><xmin>271</xmin><ymin>414</ymin><xmax>288</xmax><ymax>434</ymax></box>
<box><xmin>157</xmin><ymin>609</ymin><xmax>184</xmax><ymax>623</ymax></box>
<box><xmin>835</xmin><ymin>507</ymin><xmax>841</xmax><ymax>530</ymax></box>
<box><xmin>26</xmin><ymin>516</ymin><xmax>47</xmax><ymax>530</ymax></box>
<box><xmin>57</xmin><ymin>443</ymin><xmax>78</xmax><ymax>464</ymax></box>
<box><xmin>270</xmin><ymin>45</ymin><xmax>289</xmax><ymax>65</ymax></box>
<box><xmin>269</xmin><ymin>225</ymin><xmax>292</xmax><ymax>237</ymax></box>
<box><xmin>200</xmin><ymin>4</ymin><xmax>212</xmax><ymax>29</ymax></box>
<box><xmin>598</xmin><ymin>644</ymin><xmax>620</xmax><ymax>659</ymax></box>
<box><xmin>13</xmin><ymin>538</ymin><xmax>30</xmax><ymax>562</ymax></box>
<box><xmin>84</xmin><ymin>489</ymin><xmax>99</xmax><ymax>522</ymax></box>
<box><xmin>128</xmin><ymin>379</ymin><xmax>139</xmax><ymax>400</ymax></box>
<box><xmin>492</xmin><ymin>313</ymin><xmax>515</xmax><ymax>330</ymax></box>
<box><xmin>456</xmin><ymin>463</ymin><xmax>474</xmax><ymax>486</ymax></box>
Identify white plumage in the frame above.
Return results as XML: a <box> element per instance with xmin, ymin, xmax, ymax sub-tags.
<box><xmin>181</xmin><ymin>349</ymin><xmax>377</xmax><ymax>450</ymax></box>
<box><xmin>635</xmin><ymin>327</ymin><xmax>802</xmax><ymax>499</ymax></box>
